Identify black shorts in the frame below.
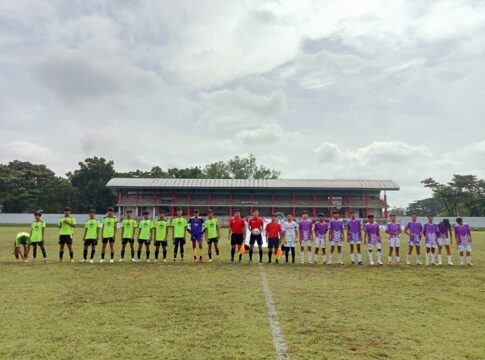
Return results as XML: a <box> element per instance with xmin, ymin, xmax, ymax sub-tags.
<box><xmin>249</xmin><ymin>234</ymin><xmax>263</xmax><ymax>246</ymax></box>
<box><xmin>59</xmin><ymin>235</ymin><xmax>72</xmax><ymax>245</ymax></box>
<box><xmin>207</xmin><ymin>237</ymin><xmax>218</xmax><ymax>244</ymax></box>
<box><xmin>84</xmin><ymin>239</ymin><xmax>98</xmax><ymax>246</ymax></box>
<box><xmin>30</xmin><ymin>241</ymin><xmax>44</xmax><ymax>246</ymax></box>
<box><xmin>268</xmin><ymin>237</ymin><xmax>280</xmax><ymax>249</ymax></box>
<box><xmin>155</xmin><ymin>240</ymin><xmax>168</xmax><ymax>247</ymax></box>
<box><xmin>231</xmin><ymin>233</ymin><xmax>243</xmax><ymax>246</ymax></box>
<box><xmin>138</xmin><ymin>239</ymin><xmax>150</xmax><ymax>245</ymax></box>
<box><xmin>102</xmin><ymin>237</ymin><xmax>115</xmax><ymax>244</ymax></box>
<box><xmin>174</xmin><ymin>237</ymin><xmax>186</xmax><ymax>246</ymax></box>
<box><xmin>122</xmin><ymin>238</ymin><xmax>134</xmax><ymax>245</ymax></box>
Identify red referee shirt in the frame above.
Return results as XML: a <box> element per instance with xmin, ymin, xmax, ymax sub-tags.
<box><xmin>248</xmin><ymin>218</ymin><xmax>264</xmax><ymax>231</ymax></box>
<box><xmin>265</xmin><ymin>222</ymin><xmax>282</xmax><ymax>238</ymax></box>
<box><xmin>230</xmin><ymin>217</ymin><xmax>245</xmax><ymax>234</ymax></box>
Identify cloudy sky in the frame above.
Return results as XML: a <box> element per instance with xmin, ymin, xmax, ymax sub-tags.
<box><xmin>1</xmin><ymin>0</ymin><xmax>485</xmax><ymax>207</ymax></box>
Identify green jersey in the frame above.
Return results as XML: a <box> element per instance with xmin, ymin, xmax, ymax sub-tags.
<box><xmin>58</xmin><ymin>216</ymin><xmax>76</xmax><ymax>236</ymax></box>
<box><xmin>16</xmin><ymin>232</ymin><xmax>30</xmax><ymax>247</ymax></box>
<box><xmin>204</xmin><ymin>218</ymin><xmax>219</xmax><ymax>239</ymax></box>
<box><xmin>84</xmin><ymin>219</ymin><xmax>100</xmax><ymax>240</ymax></box>
<box><xmin>121</xmin><ymin>219</ymin><xmax>137</xmax><ymax>239</ymax></box>
<box><xmin>138</xmin><ymin>219</ymin><xmax>154</xmax><ymax>240</ymax></box>
<box><xmin>155</xmin><ymin>219</ymin><xmax>169</xmax><ymax>241</ymax></box>
<box><xmin>102</xmin><ymin>216</ymin><xmax>118</xmax><ymax>238</ymax></box>
<box><xmin>171</xmin><ymin>217</ymin><xmax>188</xmax><ymax>238</ymax></box>
<box><xmin>30</xmin><ymin>221</ymin><xmax>45</xmax><ymax>242</ymax></box>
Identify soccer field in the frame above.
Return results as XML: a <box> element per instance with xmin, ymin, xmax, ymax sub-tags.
<box><xmin>1</xmin><ymin>227</ymin><xmax>484</xmax><ymax>360</ymax></box>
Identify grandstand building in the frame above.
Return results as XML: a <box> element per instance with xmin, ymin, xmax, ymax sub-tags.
<box><xmin>106</xmin><ymin>178</ymin><xmax>399</xmax><ymax>221</ymax></box>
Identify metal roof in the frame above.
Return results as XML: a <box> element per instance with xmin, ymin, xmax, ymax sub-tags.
<box><xmin>106</xmin><ymin>178</ymin><xmax>399</xmax><ymax>191</ymax></box>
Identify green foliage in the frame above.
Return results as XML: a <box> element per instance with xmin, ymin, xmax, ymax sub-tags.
<box><xmin>406</xmin><ymin>198</ymin><xmax>441</xmax><ymax>216</ymax></box>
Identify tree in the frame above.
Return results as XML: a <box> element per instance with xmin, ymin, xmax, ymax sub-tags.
<box><xmin>406</xmin><ymin>198</ymin><xmax>441</xmax><ymax>216</ymax></box>
<box><xmin>0</xmin><ymin>161</ymin><xmax>72</xmax><ymax>213</ymax></box>
<box><xmin>67</xmin><ymin>157</ymin><xmax>117</xmax><ymax>212</ymax></box>
<box><xmin>226</xmin><ymin>154</ymin><xmax>280</xmax><ymax>179</ymax></box>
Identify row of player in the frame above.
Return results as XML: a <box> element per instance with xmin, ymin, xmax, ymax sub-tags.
<box><xmin>13</xmin><ymin>207</ymin><xmax>473</xmax><ymax>266</ymax></box>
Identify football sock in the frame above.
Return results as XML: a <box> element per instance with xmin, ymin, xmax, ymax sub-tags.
<box><xmin>425</xmin><ymin>253</ymin><xmax>430</xmax><ymax>264</ymax></box>
<box><xmin>15</xmin><ymin>254</ymin><xmax>19</xmax><ymax>259</ymax></box>
<box><xmin>388</xmin><ymin>256</ymin><xmax>392</xmax><ymax>262</ymax></box>
<box><xmin>33</xmin><ymin>245</ymin><xmax>37</xmax><ymax>259</ymax></box>
<box><xmin>163</xmin><ymin>249</ymin><xmax>167</xmax><ymax>259</ymax></box>
<box><xmin>231</xmin><ymin>248</ymin><xmax>235</xmax><ymax>261</ymax></box>
<box><xmin>329</xmin><ymin>253</ymin><xmax>333</xmax><ymax>263</ymax></box>
<box><xmin>180</xmin><ymin>244</ymin><xmax>184</xmax><ymax>259</ymax></box>
<box><xmin>285</xmin><ymin>248</ymin><xmax>289</xmax><ymax>262</ymax></box>
<box><xmin>467</xmin><ymin>255</ymin><xmax>472</xmax><ymax>264</ymax></box>
<box><xmin>249</xmin><ymin>249</ymin><xmax>253</xmax><ymax>261</ymax></box>
<box><xmin>41</xmin><ymin>246</ymin><xmax>47</xmax><ymax>258</ymax></box>
<box><xmin>137</xmin><ymin>250</ymin><xmax>141</xmax><ymax>259</ymax></box>
<box><xmin>193</xmin><ymin>248</ymin><xmax>197</xmax><ymax>259</ymax></box>
<box><xmin>69</xmin><ymin>252</ymin><xmax>73</xmax><ymax>260</ymax></box>
<box><xmin>323</xmin><ymin>254</ymin><xmax>327</xmax><ymax>263</ymax></box>
<box><xmin>308</xmin><ymin>252</ymin><xmax>312</xmax><ymax>263</ymax></box>
<box><xmin>447</xmin><ymin>255</ymin><xmax>452</xmax><ymax>264</ymax></box>
<box><xmin>300</xmin><ymin>251</ymin><xmax>304</xmax><ymax>263</ymax></box>
<box><xmin>377</xmin><ymin>252</ymin><xmax>382</xmax><ymax>262</ymax></box>
<box><xmin>111</xmin><ymin>252</ymin><xmax>114</xmax><ymax>260</ymax></box>
<box><xmin>259</xmin><ymin>250</ymin><xmax>263</xmax><ymax>262</ymax></box>
<box><xmin>146</xmin><ymin>250</ymin><xmax>150</xmax><ymax>259</ymax></box>
<box><xmin>357</xmin><ymin>253</ymin><xmax>362</xmax><ymax>262</ymax></box>
<box><xmin>208</xmin><ymin>251</ymin><xmax>212</xmax><ymax>260</ymax></box>
<box><xmin>291</xmin><ymin>248</ymin><xmax>295</xmax><ymax>262</ymax></box>
<box><xmin>268</xmin><ymin>251</ymin><xmax>272</xmax><ymax>262</ymax></box>
<box><xmin>131</xmin><ymin>250</ymin><xmax>135</xmax><ymax>259</ymax></box>
<box><xmin>173</xmin><ymin>243</ymin><xmax>178</xmax><ymax>259</ymax></box>
<box><xmin>368</xmin><ymin>251</ymin><xmax>373</xmax><ymax>262</ymax></box>
<box><xmin>431</xmin><ymin>253</ymin><xmax>435</xmax><ymax>263</ymax></box>
<box><xmin>59</xmin><ymin>251</ymin><xmax>64</xmax><ymax>260</ymax></box>
<box><xmin>350</xmin><ymin>253</ymin><xmax>355</xmax><ymax>262</ymax></box>
<box><xmin>438</xmin><ymin>254</ymin><xmax>442</xmax><ymax>263</ymax></box>
<box><xmin>101</xmin><ymin>253</ymin><xmax>105</xmax><ymax>260</ymax></box>
<box><xmin>460</xmin><ymin>256</ymin><xmax>464</xmax><ymax>264</ymax></box>
<box><xmin>155</xmin><ymin>249</ymin><xmax>159</xmax><ymax>259</ymax></box>
<box><xmin>83</xmin><ymin>249</ymin><xmax>88</xmax><ymax>260</ymax></box>
<box><xmin>90</xmin><ymin>250</ymin><xmax>95</xmax><ymax>259</ymax></box>
<box><xmin>314</xmin><ymin>254</ymin><xmax>318</xmax><ymax>263</ymax></box>
<box><xmin>216</xmin><ymin>248</ymin><xmax>220</xmax><ymax>256</ymax></box>
<box><xmin>121</xmin><ymin>250</ymin><xmax>125</xmax><ymax>259</ymax></box>
<box><xmin>396</xmin><ymin>256</ymin><xmax>400</xmax><ymax>262</ymax></box>
<box><xmin>239</xmin><ymin>253</ymin><xmax>242</xmax><ymax>261</ymax></box>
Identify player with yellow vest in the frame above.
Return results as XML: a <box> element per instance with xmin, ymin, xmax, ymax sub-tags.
<box><xmin>30</xmin><ymin>211</ymin><xmax>47</xmax><ymax>263</ymax></box>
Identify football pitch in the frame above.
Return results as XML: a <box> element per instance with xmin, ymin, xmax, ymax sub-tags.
<box><xmin>1</xmin><ymin>227</ymin><xmax>484</xmax><ymax>360</ymax></box>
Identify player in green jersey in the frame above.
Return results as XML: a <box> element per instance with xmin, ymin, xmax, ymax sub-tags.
<box><xmin>30</xmin><ymin>211</ymin><xmax>47</xmax><ymax>263</ymax></box>
<box><xmin>58</xmin><ymin>207</ymin><xmax>76</xmax><ymax>262</ymax></box>
<box><xmin>204</xmin><ymin>209</ymin><xmax>220</xmax><ymax>262</ymax></box>
<box><xmin>120</xmin><ymin>210</ymin><xmax>137</xmax><ymax>262</ymax></box>
<box><xmin>154</xmin><ymin>210</ymin><xmax>169</xmax><ymax>262</ymax></box>
<box><xmin>13</xmin><ymin>232</ymin><xmax>30</xmax><ymax>262</ymax></box>
<box><xmin>137</xmin><ymin>211</ymin><xmax>154</xmax><ymax>262</ymax></box>
<box><xmin>100</xmin><ymin>207</ymin><xmax>118</xmax><ymax>263</ymax></box>
<box><xmin>171</xmin><ymin>208</ymin><xmax>188</xmax><ymax>262</ymax></box>
<box><xmin>82</xmin><ymin>209</ymin><xmax>100</xmax><ymax>263</ymax></box>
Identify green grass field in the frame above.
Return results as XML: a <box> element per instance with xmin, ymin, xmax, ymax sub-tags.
<box><xmin>1</xmin><ymin>227</ymin><xmax>484</xmax><ymax>359</ymax></box>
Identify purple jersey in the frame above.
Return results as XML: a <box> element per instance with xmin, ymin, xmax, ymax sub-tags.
<box><xmin>365</xmin><ymin>222</ymin><xmax>381</xmax><ymax>244</ymax></box>
<box><xmin>405</xmin><ymin>221</ymin><xmax>423</xmax><ymax>243</ymax></box>
<box><xmin>455</xmin><ymin>224</ymin><xmax>470</xmax><ymax>245</ymax></box>
<box><xmin>386</xmin><ymin>222</ymin><xmax>402</xmax><ymax>239</ymax></box>
<box><xmin>437</xmin><ymin>222</ymin><xmax>451</xmax><ymax>239</ymax></box>
<box><xmin>329</xmin><ymin>219</ymin><xmax>344</xmax><ymax>241</ymax></box>
<box><xmin>314</xmin><ymin>221</ymin><xmax>328</xmax><ymax>238</ymax></box>
<box><xmin>188</xmin><ymin>217</ymin><xmax>204</xmax><ymax>236</ymax></box>
<box><xmin>423</xmin><ymin>223</ymin><xmax>438</xmax><ymax>244</ymax></box>
<box><xmin>298</xmin><ymin>219</ymin><xmax>313</xmax><ymax>241</ymax></box>
<box><xmin>347</xmin><ymin>219</ymin><xmax>362</xmax><ymax>240</ymax></box>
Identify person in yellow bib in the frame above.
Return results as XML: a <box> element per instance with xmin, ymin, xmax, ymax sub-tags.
<box><xmin>154</xmin><ymin>210</ymin><xmax>169</xmax><ymax>262</ymax></box>
<box><xmin>204</xmin><ymin>209</ymin><xmax>220</xmax><ymax>262</ymax></box>
<box><xmin>137</xmin><ymin>211</ymin><xmax>154</xmax><ymax>262</ymax></box>
<box><xmin>120</xmin><ymin>210</ymin><xmax>137</xmax><ymax>262</ymax></box>
<box><xmin>100</xmin><ymin>207</ymin><xmax>118</xmax><ymax>263</ymax></box>
<box><xmin>30</xmin><ymin>211</ymin><xmax>47</xmax><ymax>263</ymax></box>
<box><xmin>82</xmin><ymin>209</ymin><xmax>100</xmax><ymax>263</ymax></box>
<box><xmin>58</xmin><ymin>207</ymin><xmax>76</xmax><ymax>262</ymax></box>
<box><xmin>171</xmin><ymin>208</ymin><xmax>188</xmax><ymax>262</ymax></box>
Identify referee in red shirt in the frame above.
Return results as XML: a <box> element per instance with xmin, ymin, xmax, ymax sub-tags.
<box><xmin>248</xmin><ymin>209</ymin><xmax>265</xmax><ymax>263</ymax></box>
<box><xmin>265</xmin><ymin>214</ymin><xmax>282</xmax><ymax>263</ymax></box>
<box><xmin>228</xmin><ymin>209</ymin><xmax>246</xmax><ymax>263</ymax></box>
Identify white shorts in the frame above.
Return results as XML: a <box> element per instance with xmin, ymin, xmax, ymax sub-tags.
<box><xmin>388</xmin><ymin>237</ymin><xmax>400</xmax><ymax>248</ymax></box>
<box><xmin>315</xmin><ymin>236</ymin><xmax>326</xmax><ymax>248</ymax></box>
<box><xmin>368</xmin><ymin>242</ymin><xmax>382</xmax><ymax>250</ymax></box>
<box><xmin>285</xmin><ymin>240</ymin><xmax>297</xmax><ymax>248</ymax></box>
<box><xmin>438</xmin><ymin>237</ymin><xmax>450</xmax><ymax>246</ymax></box>
<box><xmin>300</xmin><ymin>240</ymin><xmax>312</xmax><ymax>247</ymax></box>
<box><xmin>426</xmin><ymin>242</ymin><xmax>438</xmax><ymax>249</ymax></box>
<box><xmin>458</xmin><ymin>244</ymin><xmax>471</xmax><ymax>253</ymax></box>
<box><xmin>330</xmin><ymin>240</ymin><xmax>343</xmax><ymax>247</ymax></box>
<box><xmin>349</xmin><ymin>239</ymin><xmax>361</xmax><ymax>245</ymax></box>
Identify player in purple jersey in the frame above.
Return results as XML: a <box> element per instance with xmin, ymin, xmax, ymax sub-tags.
<box><xmin>329</xmin><ymin>211</ymin><xmax>345</xmax><ymax>265</ymax></box>
<box><xmin>423</xmin><ymin>215</ymin><xmax>439</xmax><ymax>265</ymax></box>
<box><xmin>437</xmin><ymin>218</ymin><xmax>453</xmax><ymax>265</ymax></box>
<box><xmin>313</xmin><ymin>214</ymin><xmax>328</xmax><ymax>264</ymax></box>
<box><xmin>455</xmin><ymin>218</ymin><xmax>473</xmax><ymax>265</ymax></box>
<box><xmin>346</xmin><ymin>210</ymin><xmax>363</xmax><ymax>265</ymax></box>
<box><xmin>386</xmin><ymin>213</ymin><xmax>402</xmax><ymax>265</ymax></box>
<box><xmin>364</xmin><ymin>215</ymin><xmax>383</xmax><ymax>265</ymax></box>
<box><xmin>298</xmin><ymin>211</ymin><xmax>314</xmax><ymax>264</ymax></box>
<box><xmin>188</xmin><ymin>210</ymin><xmax>205</xmax><ymax>263</ymax></box>
<box><xmin>404</xmin><ymin>212</ymin><xmax>423</xmax><ymax>265</ymax></box>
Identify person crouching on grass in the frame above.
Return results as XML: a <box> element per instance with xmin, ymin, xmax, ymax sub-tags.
<box><xmin>265</xmin><ymin>214</ymin><xmax>282</xmax><ymax>263</ymax></box>
<box><xmin>346</xmin><ymin>210</ymin><xmax>363</xmax><ymax>265</ymax></box>
<box><xmin>82</xmin><ymin>209</ymin><xmax>100</xmax><ymax>263</ymax></box>
<box><xmin>313</xmin><ymin>213</ymin><xmax>328</xmax><ymax>264</ymax></box>
<box><xmin>100</xmin><ymin>207</ymin><xmax>117</xmax><ymax>263</ymax></box>
<box><xmin>364</xmin><ymin>215</ymin><xmax>383</xmax><ymax>266</ymax></box>
<box><xmin>329</xmin><ymin>211</ymin><xmax>344</xmax><ymax>265</ymax></box>
<box><xmin>404</xmin><ymin>212</ymin><xmax>423</xmax><ymax>265</ymax></box>
<box><xmin>437</xmin><ymin>218</ymin><xmax>453</xmax><ymax>266</ymax></box>
<box><xmin>13</xmin><ymin>232</ymin><xmax>30</xmax><ymax>262</ymax></box>
<box><xmin>137</xmin><ymin>211</ymin><xmax>154</xmax><ymax>262</ymax></box>
<box><xmin>188</xmin><ymin>209</ymin><xmax>205</xmax><ymax>263</ymax></box>
<box><xmin>386</xmin><ymin>213</ymin><xmax>402</xmax><ymax>265</ymax></box>
<box><xmin>423</xmin><ymin>215</ymin><xmax>438</xmax><ymax>266</ymax></box>
<box><xmin>30</xmin><ymin>211</ymin><xmax>47</xmax><ymax>263</ymax></box>
<box><xmin>455</xmin><ymin>218</ymin><xmax>473</xmax><ymax>266</ymax></box>
<box><xmin>58</xmin><ymin>207</ymin><xmax>76</xmax><ymax>262</ymax></box>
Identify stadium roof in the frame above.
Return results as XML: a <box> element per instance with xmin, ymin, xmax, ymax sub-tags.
<box><xmin>106</xmin><ymin>178</ymin><xmax>399</xmax><ymax>191</ymax></box>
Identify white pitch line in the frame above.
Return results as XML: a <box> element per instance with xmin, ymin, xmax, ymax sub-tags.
<box><xmin>259</xmin><ymin>265</ymin><xmax>290</xmax><ymax>360</ymax></box>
